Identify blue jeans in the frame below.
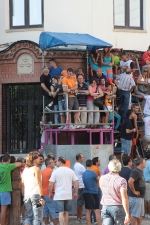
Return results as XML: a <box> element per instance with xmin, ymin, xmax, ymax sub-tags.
<box><xmin>54</xmin><ymin>105</ymin><xmax>59</xmax><ymax>124</ymax></box>
<box><xmin>101</xmin><ymin>205</ymin><xmax>125</xmax><ymax>225</ymax></box>
<box><xmin>118</xmin><ymin>90</ymin><xmax>130</xmax><ymax>120</ymax></box>
<box><xmin>24</xmin><ymin>195</ymin><xmax>43</xmax><ymax>225</ymax></box>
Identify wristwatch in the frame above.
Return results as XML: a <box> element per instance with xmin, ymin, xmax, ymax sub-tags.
<box><xmin>40</xmin><ymin>195</ymin><xmax>44</xmax><ymax>199</ymax></box>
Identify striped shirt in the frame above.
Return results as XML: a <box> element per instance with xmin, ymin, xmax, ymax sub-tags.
<box><xmin>100</xmin><ymin>173</ymin><xmax>127</xmax><ymax>205</ymax></box>
<box><xmin>77</xmin><ymin>83</ymin><xmax>88</xmax><ymax>106</ymax></box>
<box><xmin>116</xmin><ymin>73</ymin><xmax>135</xmax><ymax>91</ymax></box>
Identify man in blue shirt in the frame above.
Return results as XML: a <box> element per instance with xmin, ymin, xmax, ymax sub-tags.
<box><xmin>82</xmin><ymin>160</ymin><xmax>102</xmax><ymax>225</ymax></box>
<box><xmin>49</xmin><ymin>58</ymin><xmax>63</xmax><ymax>79</ymax></box>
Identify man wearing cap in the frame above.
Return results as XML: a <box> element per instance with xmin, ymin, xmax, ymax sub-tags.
<box><xmin>142</xmin><ymin>46</ymin><xmax>150</xmax><ymax>77</ymax></box>
<box><xmin>128</xmin><ymin>158</ymin><xmax>146</xmax><ymax>225</ymax></box>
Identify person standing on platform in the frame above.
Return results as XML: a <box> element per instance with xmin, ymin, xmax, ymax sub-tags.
<box><xmin>48</xmin><ymin>58</ymin><xmax>63</xmax><ymax>79</ymax></box>
<box><xmin>73</xmin><ymin>153</ymin><xmax>86</xmax><ymax>223</ymax></box>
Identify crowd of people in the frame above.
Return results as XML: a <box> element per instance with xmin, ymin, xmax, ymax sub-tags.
<box><xmin>0</xmin><ymin>151</ymin><xmax>150</xmax><ymax>225</ymax></box>
<box><xmin>40</xmin><ymin>46</ymin><xmax>150</xmax><ymax>158</ymax></box>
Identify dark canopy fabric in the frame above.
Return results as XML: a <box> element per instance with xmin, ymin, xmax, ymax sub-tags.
<box><xmin>39</xmin><ymin>32</ymin><xmax>112</xmax><ymax>51</ymax></box>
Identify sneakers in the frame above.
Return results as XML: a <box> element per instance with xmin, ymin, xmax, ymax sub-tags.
<box><xmin>70</xmin><ymin>125</ymin><xmax>76</xmax><ymax>129</ymax></box>
<box><xmin>45</xmin><ymin>105</ymin><xmax>53</xmax><ymax>112</ymax></box>
<box><xmin>58</xmin><ymin>125</ymin><xmax>65</xmax><ymax>129</ymax></box>
<box><xmin>103</xmin><ymin>125</ymin><xmax>110</xmax><ymax>129</ymax></box>
<box><xmin>76</xmin><ymin>218</ymin><xmax>84</xmax><ymax>223</ymax></box>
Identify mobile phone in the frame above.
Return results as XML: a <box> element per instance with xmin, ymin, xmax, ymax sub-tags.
<box><xmin>36</xmin><ymin>200</ymin><xmax>42</xmax><ymax>208</ymax></box>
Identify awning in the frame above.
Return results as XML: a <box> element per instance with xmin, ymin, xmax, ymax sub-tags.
<box><xmin>39</xmin><ymin>32</ymin><xmax>112</xmax><ymax>51</ymax></box>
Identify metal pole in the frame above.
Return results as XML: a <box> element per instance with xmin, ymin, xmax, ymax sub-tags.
<box><xmin>86</xmin><ymin>49</ymin><xmax>89</xmax><ymax>81</ymax></box>
<box><xmin>65</xmin><ymin>93</ymin><xmax>69</xmax><ymax>128</ymax></box>
<box><xmin>42</xmin><ymin>51</ymin><xmax>45</xmax><ymax>69</ymax></box>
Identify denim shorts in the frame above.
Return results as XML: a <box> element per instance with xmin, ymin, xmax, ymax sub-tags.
<box><xmin>58</xmin><ymin>99</ymin><xmax>66</xmax><ymax>115</ymax></box>
<box><xmin>77</xmin><ymin>188</ymin><xmax>84</xmax><ymax>206</ymax></box>
<box><xmin>129</xmin><ymin>196</ymin><xmax>144</xmax><ymax>218</ymax></box>
<box><xmin>101</xmin><ymin>205</ymin><xmax>125</xmax><ymax>225</ymax></box>
<box><xmin>0</xmin><ymin>192</ymin><xmax>11</xmax><ymax>206</ymax></box>
<box><xmin>121</xmin><ymin>138</ymin><xmax>132</xmax><ymax>155</ymax></box>
<box><xmin>55</xmin><ymin>200</ymin><xmax>72</xmax><ymax>212</ymax></box>
<box><xmin>43</xmin><ymin>196</ymin><xmax>58</xmax><ymax>219</ymax></box>
<box><xmin>24</xmin><ymin>194</ymin><xmax>43</xmax><ymax>225</ymax></box>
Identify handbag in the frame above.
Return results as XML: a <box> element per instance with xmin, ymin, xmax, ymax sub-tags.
<box><xmin>93</xmin><ymin>97</ymin><xmax>103</xmax><ymax>107</ymax></box>
<box><xmin>93</xmin><ymin>86</ymin><xmax>103</xmax><ymax>107</ymax></box>
<box><xmin>137</xmin><ymin>84</ymin><xmax>148</xmax><ymax>94</ymax></box>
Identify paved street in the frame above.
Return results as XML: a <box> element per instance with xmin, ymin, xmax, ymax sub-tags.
<box><xmin>67</xmin><ymin>216</ymin><xmax>150</xmax><ymax>225</ymax></box>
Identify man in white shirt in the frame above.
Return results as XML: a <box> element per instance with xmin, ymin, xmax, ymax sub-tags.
<box><xmin>74</xmin><ymin>153</ymin><xmax>86</xmax><ymax>223</ymax></box>
<box><xmin>49</xmin><ymin>157</ymin><xmax>79</xmax><ymax>225</ymax></box>
<box><xmin>144</xmin><ymin>95</ymin><xmax>150</xmax><ymax>116</ymax></box>
<box><xmin>142</xmin><ymin>116</ymin><xmax>150</xmax><ymax>150</ymax></box>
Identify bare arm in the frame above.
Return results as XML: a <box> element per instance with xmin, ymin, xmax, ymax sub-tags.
<box><xmin>41</xmin><ymin>83</ymin><xmax>52</xmax><ymax>96</ymax></box>
<box><xmin>120</xmin><ymin>188</ymin><xmax>130</xmax><ymax>224</ymax></box>
<box><xmin>128</xmin><ymin>177</ymin><xmax>140</xmax><ymax>196</ymax></box>
<box><xmin>126</xmin><ymin>128</ymin><xmax>136</xmax><ymax>134</ymax></box>
<box><xmin>14</xmin><ymin>162</ymin><xmax>22</xmax><ymax>168</ymax></box>
<box><xmin>49</xmin><ymin>181</ymin><xmax>54</xmax><ymax>198</ymax></box>
<box><xmin>73</xmin><ymin>180</ymin><xmax>79</xmax><ymax>200</ymax></box>
<box><xmin>78</xmin><ymin>89</ymin><xmax>89</xmax><ymax>95</ymax></box>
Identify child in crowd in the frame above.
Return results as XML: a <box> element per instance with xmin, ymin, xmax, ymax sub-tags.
<box><xmin>51</xmin><ymin>77</ymin><xmax>59</xmax><ymax>125</ymax></box>
<box><xmin>113</xmin><ymin>49</ymin><xmax>120</xmax><ymax>75</ymax></box>
<box><xmin>103</xmin><ymin>83</ymin><xmax>116</xmax><ymax>128</ymax></box>
<box><xmin>53</xmin><ymin>75</ymin><xmax>66</xmax><ymax>129</ymax></box>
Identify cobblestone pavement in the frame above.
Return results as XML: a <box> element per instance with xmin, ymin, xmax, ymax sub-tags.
<box><xmin>67</xmin><ymin>216</ymin><xmax>150</xmax><ymax>225</ymax></box>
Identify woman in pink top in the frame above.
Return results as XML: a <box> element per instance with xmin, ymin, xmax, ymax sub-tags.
<box><xmin>87</xmin><ymin>78</ymin><xmax>103</xmax><ymax>127</ymax></box>
<box><xmin>100</xmin><ymin>159</ymin><xmax>130</xmax><ymax>225</ymax></box>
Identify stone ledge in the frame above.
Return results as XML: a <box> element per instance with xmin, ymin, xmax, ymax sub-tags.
<box><xmin>6</xmin><ymin>27</ymin><xmax>44</xmax><ymax>33</ymax></box>
<box><xmin>113</xmin><ymin>29</ymin><xmax>147</xmax><ymax>33</ymax></box>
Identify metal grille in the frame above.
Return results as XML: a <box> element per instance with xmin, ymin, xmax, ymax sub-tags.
<box><xmin>2</xmin><ymin>84</ymin><xmax>43</xmax><ymax>154</ymax></box>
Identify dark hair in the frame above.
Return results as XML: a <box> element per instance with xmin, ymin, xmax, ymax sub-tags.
<box><xmin>105</xmin><ymin>82</ymin><xmax>111</xmax><ymax>88</ymax></box>
<box><xmin>136</xmin><ymin>157</ymin><xmax>144</xmax><ymax>166</ymax></box>
<box><xmin>38</xmin><ymin>154</ymin><xmax>44</xmax><ymax>159</ymax></box>
<box><xmin>126</xmin><ymin>109</ymin><xmax>132</xmax><ymax>118</ymax></box>
<box><xmin>17</xmin><ymin>157</ymin><xmax>25</xmax><ymax>163</ymax></box>
<box><xmin>76</xmin><ymin>153</ymin><xmax>82</xmax><ymax>161</ymax></box>
<box><xmin>122</xmin><ymin>52</ymin><xmax>127</xmax><ymax>56</ymax></box>
<box><xmin>103</xmin><ymin>48</ymin><xmax>111</xmax><ymax>57</ymax></box>
<box><xmin>58</xmin><ymin>156</ymin><xmax>66</xmax><ymax>164</ymax></box>
<box><xmin>99</xmin><ymin>78</ymin><xmax>105</xmax><ymax>83</ymax></box>
<box><xmin>122</xmin><ymin>154</ymin><xmax>131</xmax><ymax>166</ymax></box>
<box><xmin>49</xmin><ymin>58</ymin><xmax>56</xmax><ymax>63</ymax></box>
<box><xmin>131</xmin><ymin>103</ymin><xmax>139</xmax><ymax>109</ymax></box>
<box><xmin>145</xmin><ymin>151</ymin><xmax>150</xmax><ymax>159</ymax></box>
<box><xmin>10</xmin><ymin>156</ymin><xmax>16</xmax><ymax>163</ymax></box>
<box><xmin>2</xmin><ymin>154</ymin><xmax>11</xmax><ymax>162</ymax></box>
<box><xmin>53</xmin><ymin>76</ymin><xmax>59</xmax><ymax>81</ymax></box>
<box><xmin>86</xmin><ymin>159</ymin><xmax>93</xmax><ymax>167</ymax></box>
<box><xmin>109</xmin><ymin>154</ymin><xmax>116</xmax><ymax>161</ymax></box>
<box><xmin>45</xmin><ymin>158</ymin><xmax>53</xmax><ymax>167</ymax></box>
<box><xmin>92</xmin><ymin>157</ymin><xmax>99</xmax><ymax>165</ymax></box>
<box><xmin>67</xmin><ymin>68</ymin><xmax>73</xmax><ymax>73</ymax></box>
<box><xmin>90</xmin><ymin>78</ymin><xmax>98</xmax><ymax>84</ymax></box>
<box><xmin>47</xmin><ymin>153</ymin><xmax>55</xmax><ymax>160</ymax></box>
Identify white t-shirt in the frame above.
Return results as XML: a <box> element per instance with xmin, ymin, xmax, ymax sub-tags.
<box><xmin>143</xmin><ymin>116</ymin><xmax>150</xmax><ymax>136</ymax></box>
<box><xmin>73</xmin><ymin>162</ymin><xmax>86</xmax><ymax>188</ymax></box>
<box><xmin>49</xmin><ymin>167</ymin><xmax>78</xmax><ymax>200</ymax></box>
<box><xmin>144</xmin><ymin>96</ymin><xmax>150</xmax><ymax>115</ymax></box>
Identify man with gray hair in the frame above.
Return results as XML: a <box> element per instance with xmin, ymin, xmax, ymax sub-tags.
<box><xmin>100</xmin><ymin>159</ymin><xmax>130</xmax><ymax>225</ymax></box>
<box><xmin>40</xmin><ymin>67</ymin><xmax>53</xmax><ymax>112</ymax></box>
<box><xmin>128</xmin><ymin>158</ymin><xmax>146</xmax><ymax>225</ymax></box>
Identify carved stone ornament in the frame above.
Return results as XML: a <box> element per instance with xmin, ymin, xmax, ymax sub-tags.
<box><xmin>17</xmin><ymin>53</ymin><xmax>34</xmax><ymax>74</ymax></box>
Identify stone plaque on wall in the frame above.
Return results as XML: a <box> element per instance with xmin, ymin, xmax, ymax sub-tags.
<box><xmin>17</xmin><ymin>53</ymin><xmax>34</xmax><ymax>74</ymax></box>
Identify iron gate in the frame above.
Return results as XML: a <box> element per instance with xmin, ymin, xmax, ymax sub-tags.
<box><xmin>2</xmin><ymin>84</ymin><xmax>43</xmax><ymax>154</ymax></box>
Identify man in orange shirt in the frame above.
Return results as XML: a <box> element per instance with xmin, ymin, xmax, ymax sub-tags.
<box><xmin>42</xmin><ymin>158</ymin><xmax>58</xmax><ymax>225</ymax></box>
<box><xmin>62</xmin><ymin>68</ymin><xmax>81</xmax><ymax>129</ymax></box>
<box><xmin>91</xmin><ymin>157</ymin><xmax>102</xmax><ymax>223</ymax></box>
